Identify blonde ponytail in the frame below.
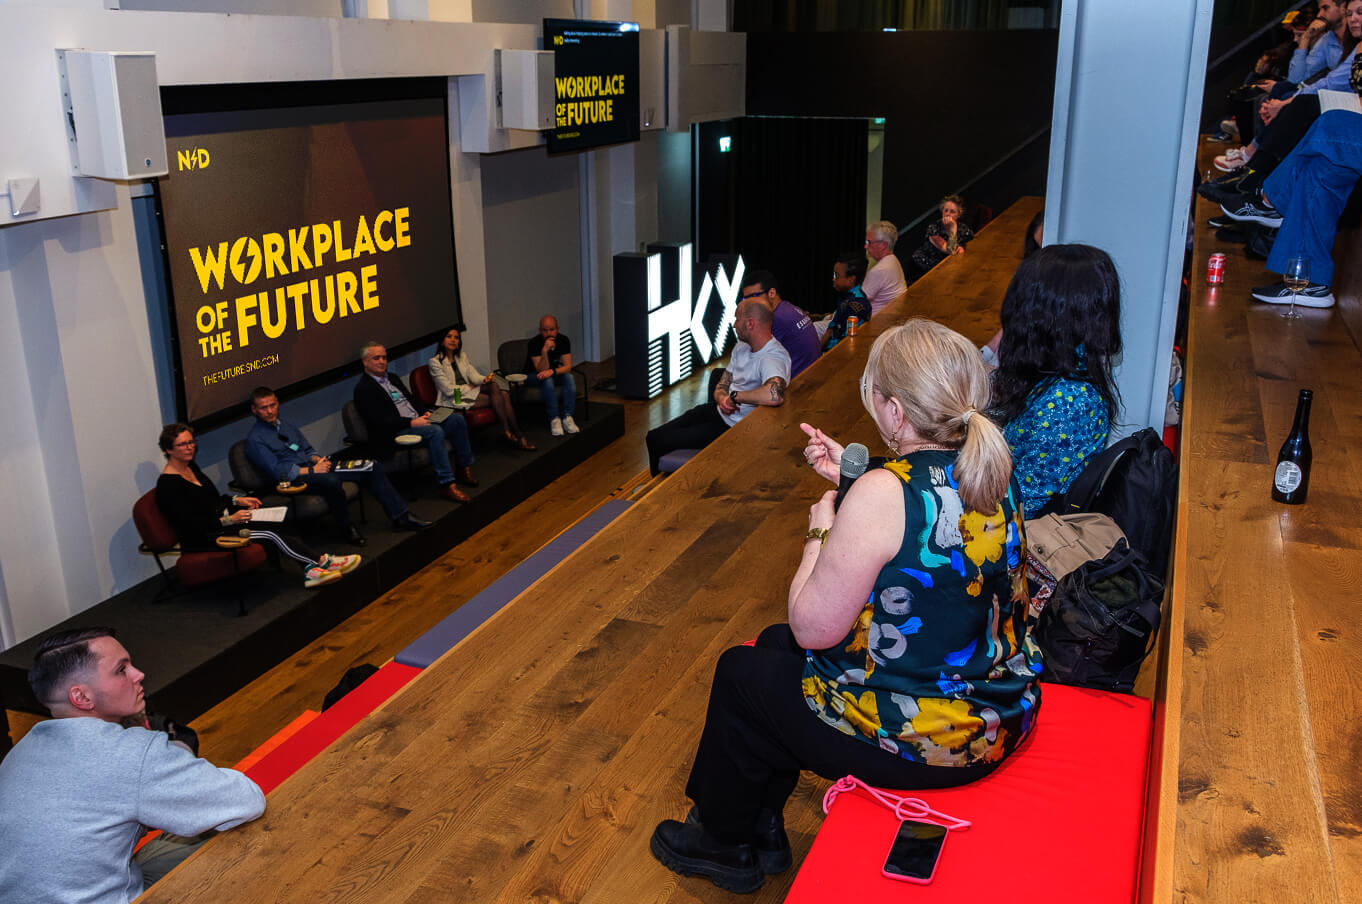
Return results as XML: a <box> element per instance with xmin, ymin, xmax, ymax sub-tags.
<box><xmin>953</xmin><ymin>406</ymin><xmax>1012</xmax><ymax>514</ymax></box>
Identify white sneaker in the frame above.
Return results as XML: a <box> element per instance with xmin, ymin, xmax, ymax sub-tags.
<box><xmin>1214</xmin><ymin>146</ymin><xmax>1251</xmax><ymax>172</ymax></box>
<box><xmin>563</xmin><ymin>415</ymin><xmax>580</xmax><ymax>434</ymax></box>
<box><xmin>304</xmin><ymin>566</ymin><xmax>342</xmax><ymax>588</ymax></box>
<box><xmin>319</xmin><ymin>553</ymin><xmax>361</xmax><ymax>575</ymax></box>
<box><xmin>550</xmin><ymin>417</ymin><xmax>564</xmax><ymax>436</ymax></box>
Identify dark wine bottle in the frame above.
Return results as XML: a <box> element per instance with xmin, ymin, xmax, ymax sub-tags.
<box><xmin>1272</xmin><ymin>389</ymin><xmax>1312</xmax><ymax>504</ymax></box>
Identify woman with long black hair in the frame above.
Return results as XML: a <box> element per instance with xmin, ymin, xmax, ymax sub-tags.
<box><xmin>987</xmin><ymin>243</ymin><xmax>1122</xmax><ymax>515</ymax></box>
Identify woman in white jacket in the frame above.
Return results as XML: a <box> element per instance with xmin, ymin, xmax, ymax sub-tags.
<box><xmin>430</xmin><ymin>326</ymin><xmax>536</xmax><ymax>450</ymax></box>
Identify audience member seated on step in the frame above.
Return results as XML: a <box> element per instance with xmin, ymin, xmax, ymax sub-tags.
<box><xmin>353</xmin><ymin>341</ymin><xmax>476</xmax><ymax>503</ymax></box>
<box><xmin>156</xmin><ymin>424</ymin><xmax>361</xmax><ymax>588</ymax></box>
<box><xmin>986</xmin><ymin>244</ymin><xmax>1122</xmax><ymax>516</ymax></box>
<box><xmin>245</xmin><ymin>386</ymin><xmax>432</xmax><ymax>544</ymax></box>
<box><xmin>1209</xmin><ymin>0</ymin><xmax>1362</xmax><ymax>193</ymax></box>
<box><xmin>431</xmin><ymin>325</ymin><xmax>535</xmax><ymax>451</ymax></box>
<box><xmin>908</xmin><ymin>194</ymin><xmax>974</xmax><ymax>282</ymax></box>
<box><xmin>644</xmin><ymin>300</ymin><xmax>790</xmax><ymax>477</ymax></box>
<box><xmin>861</xmin><ymin>219</ymin><xmax>908</xmax><ymax>316</ymax></box>
<box><xmin>742</xmin><ymin>269</ymin><xmax>820</xmax><ymax>378</ymax></box>
<box><xmin>525</xmin><ymin>315</ymin><xmax>579</xmax><ymax>437</ymax></box>
<box><xmin>1214</xmin><ymin>42</ymin><xmax>1291</xmax><ymax>144</ymax></box>
<box><xmin>820</xmin><ymin>253</ymin><xmax>871</xmax><ymax>350</ymax></box>
<box><xmin>1247</xmin><ymin>109</ymin><xmax>1362</xmax><ymax>310</ymax></box>
<box><xmin>1286</xmin><ymin>2</ymin><xmax>1347</xmax><ymax>89</ymax></box>
<box><xmin>0</xmin><ymin>627</ymin><xmax>265</xmax><ymax>904</ymax></box>
<box><xmin>1210</xmin><ymin>1</ymin><xmax>1353</xmax><ymax>175</ymax></box>
<box><xmin>651</xmin><ymin>319</ymin><xmax>1037</xmax><ymax>894</ymax></box>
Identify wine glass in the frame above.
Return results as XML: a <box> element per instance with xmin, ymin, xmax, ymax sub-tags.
<box><xmin>1281</xmin><ymin>256</ymin><xmax>1309</xmax><ymax>320</ymax></box>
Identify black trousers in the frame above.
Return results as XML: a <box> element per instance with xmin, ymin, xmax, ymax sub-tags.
<box><xmin>683</xmin><ymin>624</ymin><xmax>998</xmax><ymax>845</ymax></box>
<box><xmin>645</xmin><ymin>402</ymin><xmax>729</xmax><ymax>475</ymax></box>
<box><xmin>1244</xmin><ymin>94</ymin><xmax>1322</xmax><ymax>192</ymax></box>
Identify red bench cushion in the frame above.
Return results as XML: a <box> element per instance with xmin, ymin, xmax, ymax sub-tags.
<box><xmin>242</xmin><ymin>662</ymin><xmax>420</xmax><ymax>794</ymax></box>
<box><xmin>785</xmin><ymin>684</ymin><xmax>1152</xmax><ymax>902</ymax></box>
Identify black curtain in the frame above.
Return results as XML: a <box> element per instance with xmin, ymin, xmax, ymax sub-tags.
<box><xmin>727</xmin><ymin>116</ymin><xmax>869</xmax><ymax>315</ymax></box>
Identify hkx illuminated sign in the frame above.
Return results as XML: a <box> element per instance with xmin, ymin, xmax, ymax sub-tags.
<box><xmin>614</xmin><ymin>243</ymin><xmax>744</xmax><ymax>399</ymax></box>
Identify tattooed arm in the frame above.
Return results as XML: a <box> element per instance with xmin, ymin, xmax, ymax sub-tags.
<box><xmin>730</xmin><ymin>376</ymin><xmax>787</xmax><ymax>408</ymax></box>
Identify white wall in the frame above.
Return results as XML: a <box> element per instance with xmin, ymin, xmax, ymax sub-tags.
<box><xmin>480</xmin><ymin>146</ymin><xmax>585</xmax><ymax>353</ymax></box>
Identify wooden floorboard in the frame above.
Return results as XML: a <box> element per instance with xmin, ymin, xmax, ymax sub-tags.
<box><xmin>1169</xmin><ymin>137</ymin><xmax>1362</xmax><ymax>903</ymax></box>
<box><xmin>129</xmin><ymin>199</ymin><xmax>1044</xmax><ymax>903</ymax></box>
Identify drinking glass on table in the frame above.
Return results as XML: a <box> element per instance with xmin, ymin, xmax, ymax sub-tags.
<box><xmin>1281</xmin><ymin>257</ymin><xmax>1308</xmax><ymax>320</ymax></box>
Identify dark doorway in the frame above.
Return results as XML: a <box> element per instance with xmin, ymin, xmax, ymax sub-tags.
<box><xmin>695</xmin><ymin>116</ymin><xmax>869</xmax><ymax>315</ymax></box>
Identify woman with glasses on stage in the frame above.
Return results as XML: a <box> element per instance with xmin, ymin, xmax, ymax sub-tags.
<box><xmin>155</xmin><ymin>424</ymin><xmax>359</xmax><ymax>589</ymax></box>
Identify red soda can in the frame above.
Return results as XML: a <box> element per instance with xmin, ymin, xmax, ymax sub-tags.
<box><xmin>1207</xmin><ymin>253</ymin><xmax>1226</xmax><ymax>285</ymax></box>
<box><xmin>847</xmin><ymin>316</ymin><xmax>859</xmax><ymax>336</ymax></box>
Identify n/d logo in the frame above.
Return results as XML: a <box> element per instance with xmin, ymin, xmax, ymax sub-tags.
<box><xmin>176</xmin><ymin>148</ymin><xmax>211</xmax><ymax>172</ymax></box>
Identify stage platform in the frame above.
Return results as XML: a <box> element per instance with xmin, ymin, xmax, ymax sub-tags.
<box><xmin>0</xmin><ymin>402</ymin><xmax>624</xmax><ymax>722</ymax></box>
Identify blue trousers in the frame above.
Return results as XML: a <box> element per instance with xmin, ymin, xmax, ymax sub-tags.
<box><xmin>404</xmin><ymin>417</ymin><xmax>473</xmax><ymax>486</ymax></box>
<box><xmin>303</xmin><ymin>468</ymin><xmax>408</xmax><ymax>522</ymax></box>
<box><xmin>524</xmin><ymin>372</ymin><xmax>575</xmax><ymax>420</ymax></box>
<box><xmin>1264</xmin><ymin>110</ymin><xmax>1362</xmax><ymax>287</ymax></box>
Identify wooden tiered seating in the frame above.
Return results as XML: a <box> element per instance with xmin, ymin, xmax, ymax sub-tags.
<box><xmin>138</xmin><ymin>198</ymin><xmax>1185</xmax><ymax>903</ymax></box>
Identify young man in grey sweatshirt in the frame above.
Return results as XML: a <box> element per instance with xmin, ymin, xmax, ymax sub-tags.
<box><xmin>0</xmin><ymin>627</ymin><xmax>265</xmax><ymax>904</ymax></box>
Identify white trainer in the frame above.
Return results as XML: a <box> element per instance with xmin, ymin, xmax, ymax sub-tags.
<box><xmin>563</xmin><ymin>415</ymin><xmax>580</xmax><ymax>434</ymax></box>
<box><xmin>550</xmin><ymin>417</ymin><xmax>564</xmax><ymax>436</ymax></box>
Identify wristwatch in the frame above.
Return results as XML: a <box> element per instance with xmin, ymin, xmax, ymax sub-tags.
<box><xmin>728</xmin><ymin>389</ymin><xmax>740</xmax><ymax>407</ymax></box>
<box><xmin>806</xmin><ymin>527</ymin><xmax>831</xmax><ymax>545</ymax></box>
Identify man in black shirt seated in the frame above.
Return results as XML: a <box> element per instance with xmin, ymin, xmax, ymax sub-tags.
<box><xmin>245</xmin><ymin>387</ymin><xmax>431</xmax><ymax>545</ymax></box>
<box><xmin>525</xmin><ymin>315</ymin><xmax>578</xmax><ymax>437</ymax></box>
<box><xmin>352</xmin><ymin>341</ymin><xmax>477</xmax><ymax>504</ymax></box>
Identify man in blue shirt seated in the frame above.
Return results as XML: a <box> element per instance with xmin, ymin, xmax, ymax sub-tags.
<box><xmin>821</xmin><ymin>253</ymin><xmax>871</xmax><ymax>350</ymax></box>
<box><xmin>246</xmin><ymin>386</ymin><xmax>431</xmax><ymax>545</ymax></box>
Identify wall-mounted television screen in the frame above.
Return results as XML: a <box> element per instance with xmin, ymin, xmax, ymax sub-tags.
<box><xmin>545</xmin><ymin>18</ymin><xmax>641</xmax><ymax>153</ymax></box>
<box><xmin>158</xmin><ymin>88</ymin><xmax>459</xmax><ymax>425</ymax></box>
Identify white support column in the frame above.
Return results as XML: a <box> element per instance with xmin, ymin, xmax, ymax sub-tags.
<box><xmin>1045</xmin><ymin>0</ymin><xmax>1213</xmax><ymax>437</ymax></box>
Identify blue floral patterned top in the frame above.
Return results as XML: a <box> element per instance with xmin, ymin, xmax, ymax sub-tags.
<box><xmin>1003</xmin><ymin>377</ymin><xmax>1110</xmax><ymax>516</ymax></box>
<box><xmin>801</xmin><ymin>451</ymin><xmax>1040</xmax><ymax>767</ymax></box>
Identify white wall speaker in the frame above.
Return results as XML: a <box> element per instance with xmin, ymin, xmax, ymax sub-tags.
<box><xmin>496</xmin><ymin>49</ymin><xmax>555</xmax><ymax>132</ymax></box>
<box><xmin>59</xmin><ymin>50</ymin><xmax>169</xmax><ymax>180</ymax></box>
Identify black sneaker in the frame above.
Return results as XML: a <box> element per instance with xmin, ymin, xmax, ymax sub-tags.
<box><xmin>1245</xmin><ymin>227</ymin><xmax>1275</xmax><ymax>260</ymax></box>
<box><xmin>1207</xmin><ymin>215</ymin><xmax>1236</xmax><ymax>229</ymax></box>
<box><xmin>650</xmin><ymin>819</ymin><xmax>764</xmax><ymax>893</ymax></box>
<box><xmin>1251</xmin><ymin>281</ymin><xmax>1334</xmax><ymax>308</ymax></box>
<box><xmin>1221</xmin><ymin>195</ymin><xmax>1282</xmax><ymax>228</ymax></box>
<box><xmin>1215</xmin><ymin>225</ymin><xmax>1248</xmax><ymax>244</ymax></box>
<box><xmin>1198</xmin><ymin>179</ymin><xmax>1249</xmax><ymax>206</ymax></box>
<box><xmin>686</xmin><ymin>806</ymin><xmax>792</xmax><ymax>875</ymax></box>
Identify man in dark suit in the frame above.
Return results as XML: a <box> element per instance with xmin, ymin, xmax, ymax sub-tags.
<box><xmin>246</xmin><ymin>387</ymin><xmax>431</xmax><ymax>544</ymax></box>
<box><xmin>353</xmin><ymin>341</ymin><xmax>476</xmax><ymax>503</ymax></box>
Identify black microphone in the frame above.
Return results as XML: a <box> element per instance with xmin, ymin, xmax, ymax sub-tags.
<box><xmin>834</xmin><ymin>443</ymin><xmax>870</xmax><ymax>511</ymax></box>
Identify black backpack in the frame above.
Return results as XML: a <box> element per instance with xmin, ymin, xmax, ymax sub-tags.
<box><xmin>1037</xmin><ymin>427</ymin><xmax>1178</xmax><ymax>579</ymax></box>
<box><xmin>1035</xmin><ymin>539</ymin><xmax>1164</xmax><ymax>693</ymax></box>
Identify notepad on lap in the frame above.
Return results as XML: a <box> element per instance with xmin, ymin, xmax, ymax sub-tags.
<box><xmin>250</xmin><ymin>506</ymin><xmax>289</xmax><ymax>523</ymax></box>
<box><xmin>1318</xmin><ymin>90</ymin><xmax>1362</xmax><ymax>115</ymax></box>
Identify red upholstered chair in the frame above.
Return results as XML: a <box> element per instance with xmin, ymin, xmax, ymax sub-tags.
<box><xmin>408</xmin><ymin>365</ymin><xmax>499</xmax><ymax>431</ymax></box>
<box><xmin>785</xmin><ymin>684</ymin><xmax>1153</xmax><ymax>903</ymax></box>
<box><xmin>409</xmin><ymin>364</ymin><xmax>438</xmax><ymax>407</ymax></box>
<box><xmin>132</xmin><ymin>490</ymin><xmax>267</xmax><ymax>616</ymax></box>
